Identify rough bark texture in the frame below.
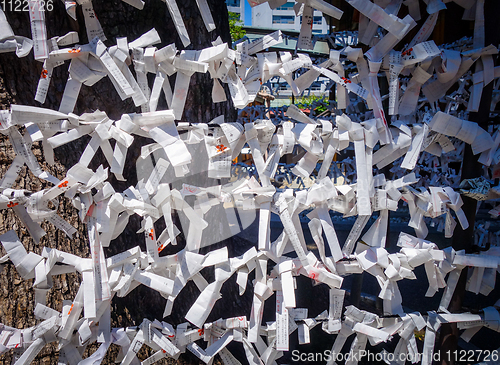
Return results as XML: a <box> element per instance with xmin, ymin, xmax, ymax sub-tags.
<box><xmin>0</xmin><ymin>0</ymin><xmax>241</xmax><ymax>363</ymax></box>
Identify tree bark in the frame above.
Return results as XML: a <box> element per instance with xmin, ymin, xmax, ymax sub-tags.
<box><xmin>0</xmin><ymin>0</ymin><xmax>240</xmax><ymax>363</ymax></box>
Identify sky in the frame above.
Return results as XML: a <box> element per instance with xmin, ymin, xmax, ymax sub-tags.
<box><xmin>244</xmin><ymin>0</ymin><xmax>252</xmax><ymax>26</ymax></box>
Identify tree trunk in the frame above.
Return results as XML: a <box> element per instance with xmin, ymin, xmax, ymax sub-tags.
<box><xmin>0</xmin><ymin>0</ymin><xmax>240</xmax><ymax>363</ymax></box>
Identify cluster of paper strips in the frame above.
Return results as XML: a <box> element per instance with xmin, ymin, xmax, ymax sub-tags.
<box><xmin>1</xmin><ymin>0</ymin><xmax>500</xmax><ymax>364</ymax></box>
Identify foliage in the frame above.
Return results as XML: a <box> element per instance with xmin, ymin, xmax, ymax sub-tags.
<box><xmin>295</xmin><ymin>94</ymin><xmax>330</xmax><ymax>115</ymax></box>
<box><xmin>228</xmin><ymin>12</ymin><xmax>246</xmax><ymax>43</ymax></box>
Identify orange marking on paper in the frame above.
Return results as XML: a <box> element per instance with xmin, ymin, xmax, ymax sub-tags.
<box><xmin>216</xmin><ymin>144</ymin><xmax>228</xmax><ymax>153</ymax></box>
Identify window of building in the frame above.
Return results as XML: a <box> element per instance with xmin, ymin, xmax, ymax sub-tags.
<box><xmin>299</xmin><ymin>15</ymin><xmax>323</xmax><ymax>25</ymax></box>
<box><xmin>275</xmin><ymin>2</ymin><xmax>294</xmax><ymax>10</ymax></box>
<box><xmin>272</xmin><ymin>15</ymin><xmax>295</xmax><ymax>24</ymax></box>
<box><xmin>226</xmin><ymin>0</ymin><xmax>240</xmax><ymax>7</ymax></box>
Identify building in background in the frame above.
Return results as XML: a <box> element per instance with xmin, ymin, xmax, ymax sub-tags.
<box><xmin>226</xmin><ymin>0</ymin><xmax>245</xmax><ymax>22</ymax></box>
<box><xmin>226</xmin><ymin>0</ymin><xmax>255</xmax><ymax>24</ymax></box>
<box><xmin>252</xmin><ymin>1</ymin><xmax>328</xmax><ymax>34</ymax></box>
<box><xmin>226</xmin><ymin>0</ymin><xmax>329</xmax><ymax>32</ymax></box>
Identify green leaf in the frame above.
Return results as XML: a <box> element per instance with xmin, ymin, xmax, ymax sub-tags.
<box><xmin>228</xmin><ymin>12</ymin><xmax>246</xmax><ymax>44</ymax></box>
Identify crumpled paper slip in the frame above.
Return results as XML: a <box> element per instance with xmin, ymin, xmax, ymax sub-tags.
<box><xmin>459</xmin><ymin>176</ymin><xmax>491</xmax><ymax>200</ymax></box>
